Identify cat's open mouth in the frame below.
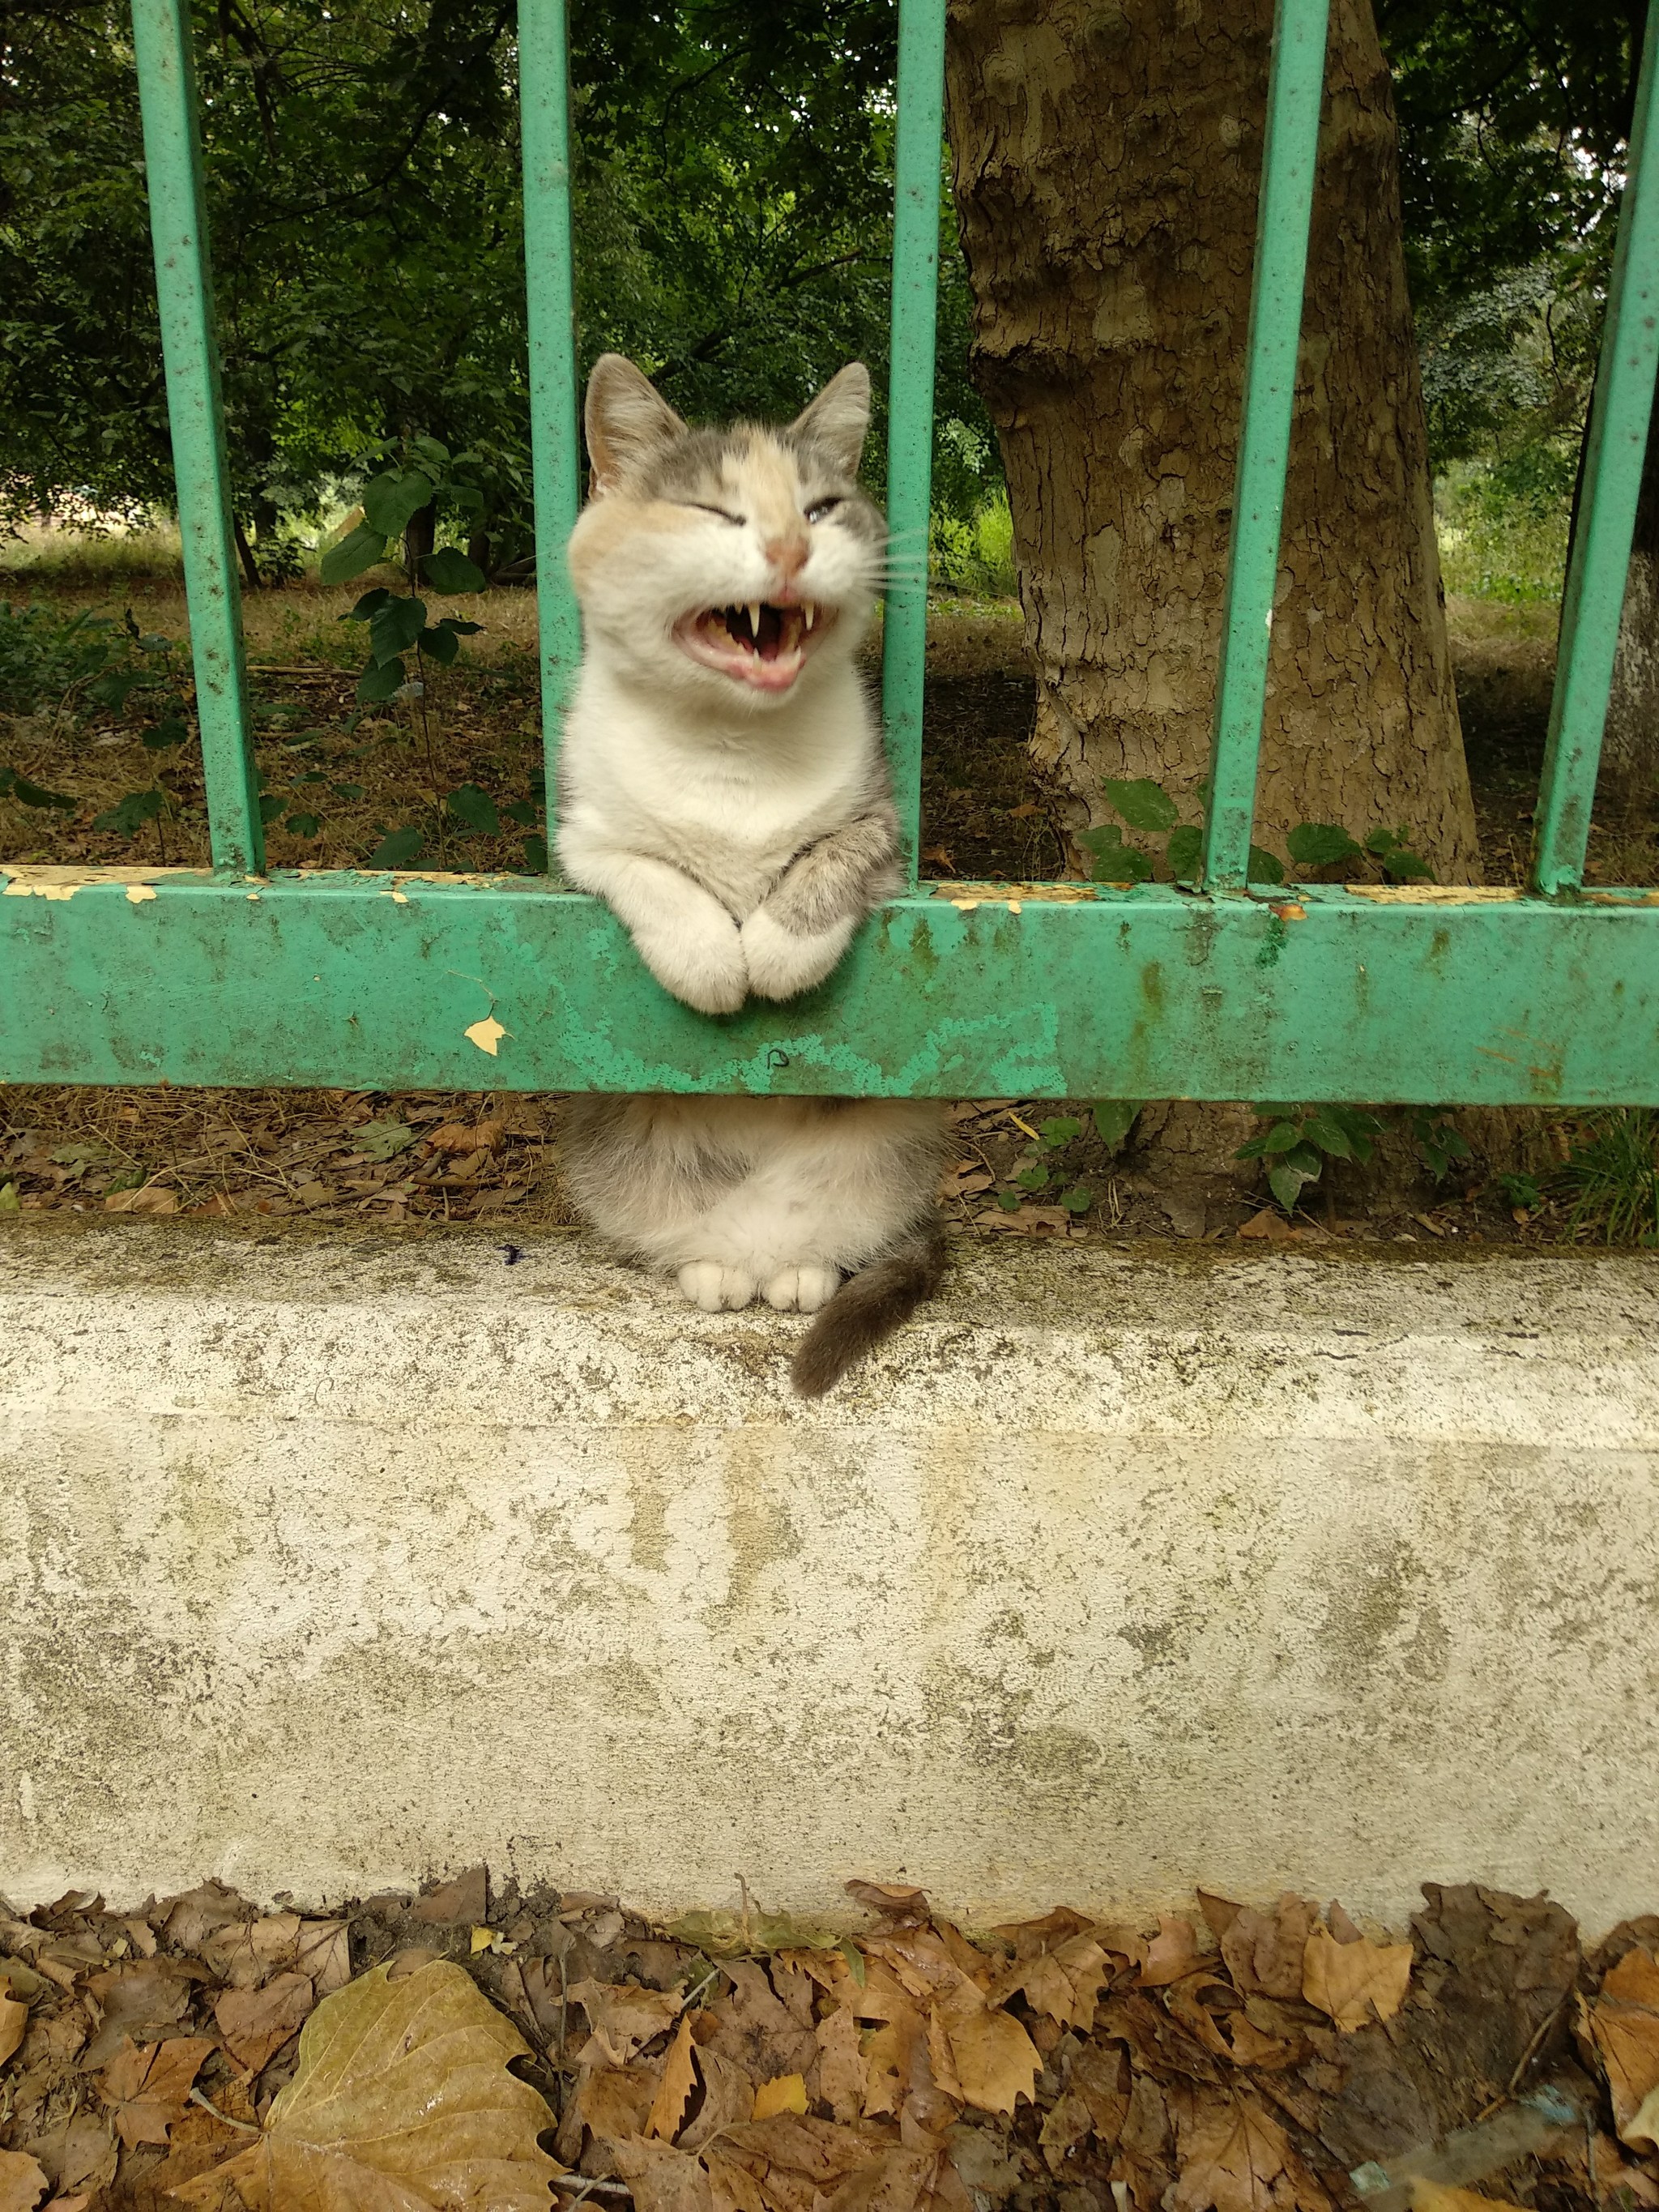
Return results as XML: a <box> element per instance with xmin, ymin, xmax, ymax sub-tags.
<box><xmin>675</xmin><ymin>600</ymin><xmax>830</xmax><ymax>693</ymax></box>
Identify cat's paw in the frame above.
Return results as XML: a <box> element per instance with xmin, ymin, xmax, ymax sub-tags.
<box><xmin>677</xmin><ymin>1261</ymin><xmax>757</xmax><ymax>1311</ymax></box>
<box><xmin>637</xmin><ymin>920</ymin><xmax>747</xmax><ymax>1015</ymax></box>
<box><xmin>761</xmin><ymin>1264</ymin><xmax>842</xmax><ymax>1313</ymax></box>
<box><xmin>740</xmin><ymin>906</ymin><xmax>855</xmax><ymax>1001</ymax></box>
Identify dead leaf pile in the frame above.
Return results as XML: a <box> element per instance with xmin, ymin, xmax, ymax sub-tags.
<box><xmin>2</xmin><ymin>1872</ymin><xmax>1656</xmax><ymax>2212</ymax></box>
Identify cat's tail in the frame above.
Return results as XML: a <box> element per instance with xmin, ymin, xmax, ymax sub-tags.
<box><xmin>791</xmin><ymin>1219</ymin><xmax>947</xmax><ymax>1398</ymax></box>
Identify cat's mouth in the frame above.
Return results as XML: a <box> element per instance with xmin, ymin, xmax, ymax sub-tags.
<box><xmin>674</xmin><ymin>600</ymin><xmax>830</xmax><ymax>692</ymax></box>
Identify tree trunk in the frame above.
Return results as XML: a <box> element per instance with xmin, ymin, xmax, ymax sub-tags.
<box><xmin>943</xmin><ymin>0</ymin><xmax>1481</xmax><ymax>882</ymax></box>
<box><xmin>1601</xmin><ymin>416</ymin><xmax>1659</xmax><ymax>820</ymax></box>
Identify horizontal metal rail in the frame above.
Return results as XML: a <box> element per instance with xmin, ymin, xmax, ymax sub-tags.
<box><xmin>3</xmin><ymin>870</ymin><xmax>1655</xmax><ymax>1104</ymax></box>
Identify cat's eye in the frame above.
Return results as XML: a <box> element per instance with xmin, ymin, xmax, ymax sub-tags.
<box><xmin>684</xmin><ymin>501</ymin><xmax>744</xmax><ymax>525</ymax></box>
<box><xmin>805</xmin><ymin>497</ymin><xmax>842</xmax><ymax>523</ymax></box>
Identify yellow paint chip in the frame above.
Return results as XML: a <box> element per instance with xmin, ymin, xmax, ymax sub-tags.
<box><xmin>385</xmin><ymin>888</ymin><xmax>411</xmax><ymax>904</ymax></box>
<box><xmin>125</xmin><ymin>884</ymin><xmax>158</xmax><ymax>905</ymax></box>
<box><xmin>1007</xmin><ymin>899</ymin><xmax>1022</xmax><ymax>915</ymax></box>
<box><xmin>246</xmin><ymin>892</ymin><xmax>261</xmax><ymax>902</ymax></box>
<box><xmin>465</xmin><ymin>1016</ymin><xmax>507</xmax><ymax>1057</ymax></box>
<box><xmin>951</xmin><ymin>899</ymin><xmax>980</xmax><ymax>913</ymax></box>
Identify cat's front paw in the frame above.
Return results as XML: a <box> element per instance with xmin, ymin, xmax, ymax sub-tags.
<box><xmin>637</xmin><ymin>920</ymin><xmax>747</xmax><ymax>1015</ymax></box>
<box><xmin>740</xmin><ymin>906</ymin><xmax>856</xmax><ymax>1001</ymax></box>
<box><xmin>677</xmin><ymin>1261</ymin><xmax>758</xmax><ymax>1311</ymax></box>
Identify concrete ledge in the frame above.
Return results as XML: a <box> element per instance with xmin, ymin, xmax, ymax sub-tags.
<box><xmin>2</xmin><ymin>1220</ymin><xmax>1657</xmax><ymax>1931</ymax></box>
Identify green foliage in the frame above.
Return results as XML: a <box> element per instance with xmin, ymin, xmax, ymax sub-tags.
<box><xmin>422</xmin><ymin>547</ymin><xmax>488</xmax><ymax>594</ymax></box>
<box><xmin>0</xmin><ymin>601</ymin><xmax>157</xmax><ymax>719</ymax></box>
<box><xmin>368</xmin><ymin>825</ymin><xmax>424</xmax><ymax>869</ymax></box>
<box><xmin>92</xmin><ymin>788</ymin><xmax>165</xmax><ymax>836</ymax></box>
<box><xmin>1237</xmin><ymin>1104</ymin><xmax>1384</xmax><ymax>1215</ymax></box>
<box><xmin>1092</xmin><ymin>1100</ymin><xmax>1143</xmax><ymax>1153</ymax></box>
<box><xmin>445</xmin><ymin>784</ymin><xmax>501</xmax><ymax>835</ymax></box>
<box><xmin>1084</xmin><ymin>781</ymin><xmax>1434</xmax><ymax>888</ymax></box>
<box><xmin>0</xmin><ymin>765</ymin><xmax>77</xmax><ymax>812</ymax></box>
<box><xmin>1406</xmin><ymin>1108</ymin><xmax>1473</xmax><ymax>1181</ymax></box>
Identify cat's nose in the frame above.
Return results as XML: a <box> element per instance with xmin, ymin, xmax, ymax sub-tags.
<box><xmin>764</xmin><ymin>533</ymin><xmax>810</xmax><ymax>583</ymax></box>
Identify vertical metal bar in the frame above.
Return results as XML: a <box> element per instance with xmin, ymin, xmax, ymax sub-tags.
<box><xmin>1200</xmin><ymin>0</ymin><xmax>1332</xmax><ymax>891</ymax></box>
<box><xmin>1532</xmin><ymin>0</ymin><xmax>1659</xmax><ymax>895</ymax></box>
<box><xmin>881</xmin><ymin>0</ymin><xmax>948</xmax><ymax>882</ymax></box>
<box><xmin>130</xmin><ymin>0</ymin><xmax>262</xmax><ymax>873</ymax></box>
<box><xmin>519</xmin><ymin>0</ymin><xmax>582</xmax><ymax>850</ymax></box>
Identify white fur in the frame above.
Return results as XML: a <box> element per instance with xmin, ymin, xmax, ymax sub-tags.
<box><xmin>563</xmin><ymin>1095</ymin><xmax>946</xmax><ymax>1313</ymax></box>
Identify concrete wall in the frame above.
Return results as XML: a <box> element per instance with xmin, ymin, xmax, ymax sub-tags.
<box><xmin>2</xmin><ymin>1219</ymin><xmax>1657</xmax><ymax>1932</ymax></box>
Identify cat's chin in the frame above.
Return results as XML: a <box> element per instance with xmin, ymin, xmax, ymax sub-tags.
<box><xmin>672</xmin><ymin>602</ymin><xmax>836</xmax><ymax>695</ymax></box>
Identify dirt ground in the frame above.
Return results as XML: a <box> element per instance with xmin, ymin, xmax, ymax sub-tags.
<box><xmin>0</xmin><ymin>566</ymin><xmax>1649</xmax><ymax>1248</ymax></box>
<box><xmin>1</xmin><ymin>1868</ymin><xmax>1654</xmax><ymax>2212</ymax></box>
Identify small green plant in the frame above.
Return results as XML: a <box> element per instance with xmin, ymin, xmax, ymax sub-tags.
<box><xmin>322</xmin><ymin>452</ymin><xmax>488</xmax><ymax>702</ymax></box>
<box><xmin>992</xmin><ymin>1112</ymin><xmax>1096</xmax><ymax>1215</ymax></box>
<box><xmin>1078</xmin><ymin>777</ymin><xmax>1433</xmax><ymax>888</ymax></box>
<box><xmin>1236</xmin><ymin>1104</ymin><xmax>1384</xmax><ymax>1215</ymax></box>
<box><xmin>1406</xmin><ymin>1107</ymin><xmax>1473</xmax><ymax>1181</ymax></box>
<box><xmin>1497</xmin><ymin>1170</ymin><xmax>1545</xmax><ymax>1215</ymax></box>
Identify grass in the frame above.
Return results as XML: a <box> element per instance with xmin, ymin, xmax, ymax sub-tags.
<box><xmin>1559</xmin><ymin>1109</ymin><xmax>1659</xmax><ymax>1246</ymax></box>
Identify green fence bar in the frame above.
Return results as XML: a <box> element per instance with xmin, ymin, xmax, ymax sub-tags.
<box><xmin>5</xmin><ymin>869</ymin><xmax>1658</xmax><ymax>1106</ymax></box>
<box><xmin>130</xmin><ymin>0</ymin><xmax>262</xmax><ymax>874</ymax></box>
<box><xmin>1200</xmin><ymin>0</ymin><xmax>1332</xmax><ymax>892</ymax></box>
<box><xmin>881</xmin><ymin>0</ymin><xmax>949</xmax><ymax>882</ymax></box>
<box><xmin>1532</xmin><ymin>2</ymin><xmax>1659</xmax><ymax>895</ymax></box>
<box><xmin>518</xmin><ymin>0</ymin><xmax>584</xmax><ymax>841</ymax></box>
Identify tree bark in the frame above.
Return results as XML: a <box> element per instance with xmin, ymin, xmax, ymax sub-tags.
<box><xmin>943</xmin><ymin>0</ymin><xmax>1481</xmax><ymax>882</ymax></box>
<box><xmin>1601</xmin><ymin>417</ymin><xmax>1659</xmax><ymax>819</ymax></box>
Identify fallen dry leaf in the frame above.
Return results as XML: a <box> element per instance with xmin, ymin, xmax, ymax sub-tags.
<box><xmin>0</xmin><ymin>2150</ymin><xmax>47</xmax><ymax>2212</ymax></box>
<box><xmin>571</xmin><ymin>1977</ymin><xmax>683</xmax><ymax>2067</ymax></box>
<box><xmin>1173</xmin><ymin>2092</ymin><xmax>1292</xmax><ymax>2212</ymax></box>
<box><xmin>1303</xmin><ymin>1926</ymin><xmax>1413</xmax><ymax>2031</ymax></box>
<box><xmin>0</xmin><ymin>1996</ymin><xmax>24</xmax><ymax>2069</ymax></box>
<box><xmin>97</xmin><ymin>2035</ymin><xmax>214</xmax><ymax>2147</ymax></box>
<box><xmin>936</xmin><ymin>1989</ymin><xmax>1039</xmax><ymax>2116</ymax></box>
<box><xmin>816</xmin><ymin>2006</ymin><xmax>868</xmax><ymax>2124</ymax></box>
<box><xmin>1606</xmin><ymin>1949</ymin><xmax>1659</xmax><ymax>2008</ymax></box>
<box><xmin>411</xmin><ymin>1868</ymin><xmax>487</xmax><ymax>1926</ymax></box>
<box><xmin>1141</xmin><ymin>1916</ymin><xmax>1202</xmax><ymax>1988</ymax></box>
<box><xmin>295</xmin><ymin>1920</ymin><xmax>352</xmax><ymax>1996</ymax></box>
<box><xmin>753</xmin><ymin>2073</ymin><xmax>808</xmax><ymax>2120</ymax></box>
<box><xmin>1593</xmin><ymin>1948</ymin><xmax>1659</xmax><ymax>2139</ymax></box>
<box><xmin>214</xmin><ymin>1972</ymin><xmax>314</xmax><ymax>2073</ymax></box>
<box><xmin>170</xmin><ymin>1959</ymin><xmax>558</xmax><ymax>2210</ymax></box>
<box><xmin>612</xmin><ymin>2136</ymin><xmax>714</xmax><ymax>2212</ymax></box>
<box><xmin>1409</xmin><ymin>2187</ymin><xmax>1529</xmax><ymax>2212</ymax></box>
<box><xmin>1221</xmin><ymin>1895</ymin><xmax>1317</xmax><ymax>2001</ymax></box>
<box><xmin>103</xmin><ymin>1183</ymin><xmax>177</xmax><ymax>1214</ymax></box>
<box><xmin>648</xmin><ymin>2017</ymin><xmax>699</xmax><ymax>2141</ymax></box>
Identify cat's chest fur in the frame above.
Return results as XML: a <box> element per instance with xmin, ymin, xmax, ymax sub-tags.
<box><xmin>561</xmin><ymin>660</ymin><xmax>880</xmax><ymax>916</ymax></box>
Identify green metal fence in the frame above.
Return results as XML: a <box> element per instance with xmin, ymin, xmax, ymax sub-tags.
<box><xmin>2</xmin><ymin>0</ymin><xmax>1657</xmax><ymax>1104</ymax></box>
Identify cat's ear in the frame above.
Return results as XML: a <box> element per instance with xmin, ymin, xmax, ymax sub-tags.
<box><xmin>585</xmin><ymin>355</ymin><xmax>687</xmax><ymax>495</ymax></box>
<box><xmin>790</xmin><ymin>363</ymin><xmax>871</xmax><ymax>477</ymax></box>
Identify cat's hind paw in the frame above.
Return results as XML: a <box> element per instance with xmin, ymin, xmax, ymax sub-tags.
<box><xmin>740</xmin><ymin>907</ymin><xmax>855</xmax><ymax>1001</ymax></box>
<box><xmin>762</xmin><ymin>1264</ymin><xmax>842</xmax><ymax>1313</ymax></box>
<box><xmin>677</xmin><ymin>1261</ymin><xmax>757</xmax><ymax>1311</ymax></box>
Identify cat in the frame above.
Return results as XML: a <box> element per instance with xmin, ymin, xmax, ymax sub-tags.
<box><xmin>556</xmin><ymin>352</ymin><xmax>948</xmax><ymax>1394</ymax></box>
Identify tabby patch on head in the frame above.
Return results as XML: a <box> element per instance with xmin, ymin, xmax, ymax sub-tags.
<box><xmin>568</xmin><ymin>353</ymin><xmax>885</xmax><ymax>702</ymax></box>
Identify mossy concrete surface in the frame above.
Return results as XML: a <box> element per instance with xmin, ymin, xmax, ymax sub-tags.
<box><xmin>2</xmin><ymin>1220</ymin><xmax>1656</xmax><ymax>1931</ymax></box>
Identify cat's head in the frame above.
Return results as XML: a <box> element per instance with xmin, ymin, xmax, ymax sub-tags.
<box><xmin>568</xmin><ymin>355</ymin><xmax>885</xmax><ymax>706</ymax></box>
